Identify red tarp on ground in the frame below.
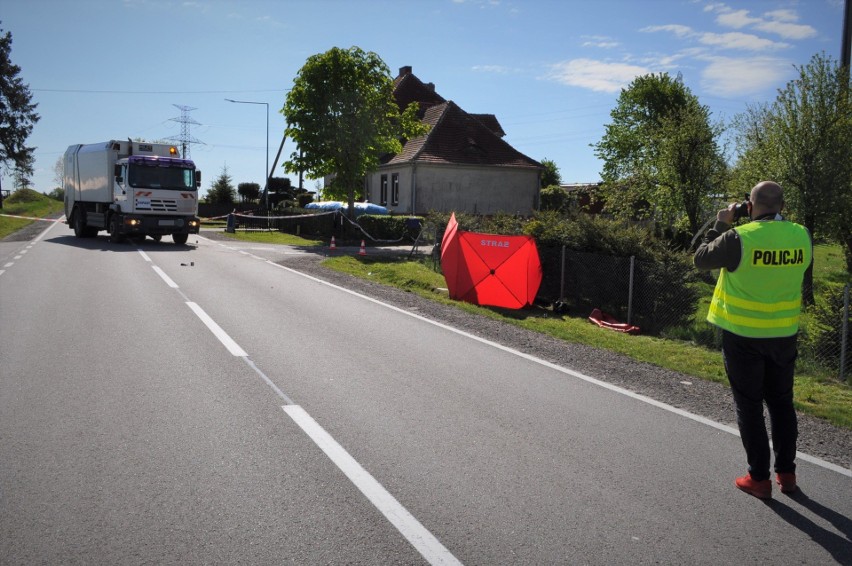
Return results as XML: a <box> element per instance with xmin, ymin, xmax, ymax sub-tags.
<box><xmin>440</xmin><ymin>213</ymin><xmax>543</xmax><ymax>309</ymax></box>
<box><xmin>588</xmin><ymin>308</ymin><xmax>641</xmax><ymax>335</ymax></box>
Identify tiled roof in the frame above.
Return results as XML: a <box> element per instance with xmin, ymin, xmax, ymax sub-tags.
<box><xmin>387</xmin><ymin>101</ymin><xmax>541</xmax><ymax>169</ymax></box>
<box><xmin>393</xmin><ymin>68</ymin><xmax>445</xmax><ymax>118</ymax></box>
<box><xmin>470</xmin><ymin>114</ymin><xmax>505</xmax><ymax>138</ymax></box>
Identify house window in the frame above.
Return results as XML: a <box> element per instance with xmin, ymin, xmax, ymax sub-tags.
<box><xmin>380</xmin><ymin>175</ymin><xmax>388</xmax><ymax>205</ymax></box>
<box><xmin>391</xmin><ymin>173</ymin><xmax>399</xmax><ymax>206</ymax></box>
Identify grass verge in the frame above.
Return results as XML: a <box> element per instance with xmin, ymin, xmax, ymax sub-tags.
<box><xmin>0</xmin><ymin>190</ymin><xmax>65</xmax><ymax>239</ymax></box>
<box><xmin>211</xmin><ymin>229</ymin><xmax>325</xmax><ymax>246</ymax></box>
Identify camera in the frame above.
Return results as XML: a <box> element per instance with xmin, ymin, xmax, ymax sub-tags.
<box><xmin>732</xmin><ymin>194</ymin><xmax>750</xmax><ymax>220</ymax></box>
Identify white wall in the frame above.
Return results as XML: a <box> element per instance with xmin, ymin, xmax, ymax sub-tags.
<box><xmin>366</xmin><ymin>163</ymin><xmax>539</xmax><ymax>215</ymax></box>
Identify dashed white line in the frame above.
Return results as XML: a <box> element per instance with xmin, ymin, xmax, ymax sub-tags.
<box><xmin>283</xmin><ymin>405</ymin><xmax>462</xmax><ymax>566</ymax></box>
<box><xmin>151</xmin><ymin>265</ymin><xmax>179</xmax><ymax>288</ymax></box>
<box><xmin>145</xmin><ymin>245</ymin><xmax>459</xmax><ymax>564</ymax></box>
<box><xmin>185</xmin><ymin>301</ymin><xmax>248</xmax><ymax>357</ymax></box>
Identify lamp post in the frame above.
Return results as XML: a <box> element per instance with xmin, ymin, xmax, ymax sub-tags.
<box><xmin>225</xmin><ymin>98</ymin><xmax>269</xmax><ymax>212</ymax></box>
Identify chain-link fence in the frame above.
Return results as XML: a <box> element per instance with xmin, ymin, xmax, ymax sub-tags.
<box><xmin>536</xmin><ymin>245</ymin><xmax>850</xmax><ymax>382</ymax></box>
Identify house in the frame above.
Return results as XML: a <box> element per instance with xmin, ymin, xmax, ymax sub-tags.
<box><xmin>363</xmin><ymin>66</ymin><xmax>542</xmax><ymax>215</ymax></box>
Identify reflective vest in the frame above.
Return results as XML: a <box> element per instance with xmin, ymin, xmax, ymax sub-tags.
<box><xmin>707</xmin><ymin>220</ymin><xmax>811</xmax><ymax>338</ymax></box>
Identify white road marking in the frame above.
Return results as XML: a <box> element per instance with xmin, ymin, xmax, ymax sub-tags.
<box><xmin>185</xmin><ymin>301</ymin><xmax>248</xmax><ymax>357</ymax></box>
<box><xmin>137</xmin><ymin>250</ymin><xmax>152</xmax><ymax>262</ymax></box>
<box><xmin>152</xmin><ymin>265</ymin><xmax>179</xmax><ymax>288</ymax></box>
<box><xmin>141</xmin><ymin>244</ymin><xmax>461</xmax><ymax>563</ymax></box>
<box><xmin>283</xmin><ymin>405</ymin><xmax>462</xmax><ymax>566</ymax></box>
<box><xmin>3</xmin><ymin>263</ymin><xmax>12</xmax><ymax>268</ymax></box>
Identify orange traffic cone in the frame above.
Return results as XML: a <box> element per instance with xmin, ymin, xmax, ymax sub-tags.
<box><xmin>330</xmin><ymin>236</ymin><xmax>336</xmax><ymax>251</ymax></box>
<box><xmin>359</xmin><ymin>240</ymin><xmax>367</xmax><ymax>256</ymax></box>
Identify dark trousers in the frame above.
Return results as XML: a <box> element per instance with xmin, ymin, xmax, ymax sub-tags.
<box><xmin>722</xmin><ymin>330</ymin><xmax>799</xmax><ymax>480</ymax></box>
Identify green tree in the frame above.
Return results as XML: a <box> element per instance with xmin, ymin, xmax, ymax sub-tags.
<box><xmin>0</xmin><ymin>24</ymin><xmax>39</xmax><ymax>198</ymax></box>
<box><xmin>238</xmin><ymin>182</ymin><xmax>261</xmax><ymax>204</ymax></box>
<box><xmin>732</xmin><ymin>52</ymin><xmax>852</xmax><ymax>272</ymax></box>
<box><xmin>207</xmin><ymin>166</ymin><xmax>236</xmax><ymax>205</ymax></box>
<box><xmin>282</xmin><ymin>46</ymin><xmax>426</xmax><ymax>218</ymax></box>
<box><xmin>593</xmin><ymin>73</ymin><xmax>726</xmax><ymax>237</ymax></box>
<box><xmin>540</xmin><ymin>157</ymin><xmax>561</xmax><ymax>187</ymax></box>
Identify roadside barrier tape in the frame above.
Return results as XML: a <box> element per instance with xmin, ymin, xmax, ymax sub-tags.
<box><xmin>0</xmin><ymin>214</ymin><xmax>65</xmax><ymax>223</ymax></box>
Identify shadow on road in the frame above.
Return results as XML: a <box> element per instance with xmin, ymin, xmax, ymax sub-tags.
<box><xmin>767</xmin><ymin>489</ymin><xmax>852</xmax><ymax>565</ymax></box>
<box><xmin>45</xmin><ymin>234</ymin><xmax>198</xmax><ymax>253</ymax></box>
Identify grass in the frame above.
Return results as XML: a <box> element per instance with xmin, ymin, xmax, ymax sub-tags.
<box><xmin>0</xmin><ymin>189</ymin><xmax>65</xmax><ymax>239</ymax></box>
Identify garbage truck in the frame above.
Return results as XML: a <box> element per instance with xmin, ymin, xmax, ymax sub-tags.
<box><xmin>64</xmin><ymin>140</ymin><xmax>201</xmax><ymax>244</ymax></box>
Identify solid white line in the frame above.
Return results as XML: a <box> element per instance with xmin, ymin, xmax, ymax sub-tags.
<box><xmin>33</xmin><ymin>218</ymin><xmax>59</xmax><ymax>242</ymax></box>
<box><xmin>152</xmin><ymin>265</ymin><xmax>179</xmax><ymax>288</ymax></box>
<box><xmin>283</xmin><ymin>405</ymin><xmax>462</xmax><ymax>566</ymax></box>
<box><xmin>186</xmin><ymin>301</ymin><xmax>247</xmax><ymax>357</ymax></box>
<box><xmin>270</xmin><ymin>261</ymin><xmax>851</xmax><ymax>478</ymax></box>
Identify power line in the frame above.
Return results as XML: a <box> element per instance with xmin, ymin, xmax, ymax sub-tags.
<box><xmin>32</xmin><ymin>88</ymin><xmax>287</xmax><ymax>94</ymax></box>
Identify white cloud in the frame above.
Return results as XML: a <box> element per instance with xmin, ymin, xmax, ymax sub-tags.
<box><xmin>547</xmin><ymin>59</ymin><xmax>651</xmax><ymax>93</ymax></box>
<box><xmin>642</xmin><ymin>24</ymin><xmax>694</xmax><ymax>38</ymax></box>
<box><xmin>472</xmin><ymin>65</ymin><xmax>513</xmax><ymax>74</ymax></box>
<box><xmin>715</xmin><ymin>9</ymin><xmax>760</xmax><ymax>29</ymax></box>
<box><xmin>698</xmin><ymin>31</ymin><xmax>789</xmax><ymax>51</ymax></box>
<box><xmin>708</xmin><ymin>3</ymin><xmax>816</xmax><ymax>40</ymax></box>
<box><xmin>582</xmin><ymin>35</ymin><xmax>620</xmax><ymax>49</ymax></box>
<box><xmin>644</xmin><ymin>24</ymin><xmax>787</xmax><ymax>52</ymax></box>
<box><xmin>754</xmin><ymin>19</ymin><xmax>817</xmax><ymax>40</ymax></box>
<box><xmin>700</xmin><ymin>56</ymin><xmax>790</xmax><ymax>96</ymax></box>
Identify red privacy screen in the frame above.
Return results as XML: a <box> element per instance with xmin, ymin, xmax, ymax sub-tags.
<box><xmin>440</xmin><ymin>213</ymin><xmax>542</xmax><ymax>309</ymax></box>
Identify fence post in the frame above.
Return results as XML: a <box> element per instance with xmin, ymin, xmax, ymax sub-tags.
<box><xmin>560</xmin><ymin>246</ymin><xmax>566</xmax><ymax>302</ymax></box>
<box><xmin>841</xmin><ymin>283</ymin><xmax>849</xmax><ymax>383</ymax></box>
<box><xmin>627</xmin><ymin>256</ymin><xmax>635</xmax><ymax>325</ymax></box>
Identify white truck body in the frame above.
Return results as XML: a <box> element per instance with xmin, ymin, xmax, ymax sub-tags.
<box><xmin>64</xmin><ymin>140</ymin><xmax>201</xmax><ymax>244</ymax></box>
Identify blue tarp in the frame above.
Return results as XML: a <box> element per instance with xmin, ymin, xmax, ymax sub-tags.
<box><xmin>304</xmin><ymin>201</ymin><xmax>388</xmax><ymax>216</ymax></box>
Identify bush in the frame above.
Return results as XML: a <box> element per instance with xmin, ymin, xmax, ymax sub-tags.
<box><xmin>540</xmin><ymin>185</ymin><xmax>570</xmax><ymax>212</ymax></box>
<box><xmin>357</xmin><ymin>215</ymin><xmax>425</xmax><ymax>243</ymax></box>
<box><xmin>6</xmin><ymin>188</ymin><xmax>43</xmax><ymax>204</ymax></box>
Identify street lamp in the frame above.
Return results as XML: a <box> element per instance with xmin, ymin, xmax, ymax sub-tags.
<box><xmin>225</xmin><ymin>98</ymin><xmax>269</xmax><ymax>212</ymax></box>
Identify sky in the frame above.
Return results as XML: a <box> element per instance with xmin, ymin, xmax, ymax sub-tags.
<box><xmin>1</xmin><ymin>0</ymin><xmax>847</xmax><ymax>199</ymax></box>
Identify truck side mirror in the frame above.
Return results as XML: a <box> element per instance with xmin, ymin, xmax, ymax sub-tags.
<box><xmin>195</xmin><ymin>170</ymin><xmax>202</xmax><ymax>188</ymax></box>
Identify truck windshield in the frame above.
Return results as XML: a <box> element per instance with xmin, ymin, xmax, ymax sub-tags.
<box><xmin>128</xmin><ymin>164</ymin><xmax>196</xmax><ymax>190</ymax></box>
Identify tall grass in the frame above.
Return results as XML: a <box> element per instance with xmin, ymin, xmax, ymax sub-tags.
<box><xmin>0</xmin><ymin>189</ymin><xmax>65</xmax><ymax>239</ymax></box>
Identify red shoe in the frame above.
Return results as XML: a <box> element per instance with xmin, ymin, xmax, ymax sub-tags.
<box><xmin>735</xmin><ymin>473</ymin><xmax>772</xmax><ymax>499</ymax></box>
<box><xmin>776</xmin><ymin>472</ymin><xmax>797</xmax><ymax>494</ymax></box>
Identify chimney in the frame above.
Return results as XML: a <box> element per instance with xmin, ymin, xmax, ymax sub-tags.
<box><xmin>426</xmin><ymin>82</ymin><xmax>435</xmax><ymax>92</ymax></box>
<box><xmin>399</xmin><ymin>66</ymin><xmax>412</xmax><ymax>76</ymax></box>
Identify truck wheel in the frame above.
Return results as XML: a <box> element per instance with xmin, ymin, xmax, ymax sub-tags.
<box><xmin>73</xmin><ymin>208</ymin><xmax>87</xmax><ymax>238</ymax></box>
<box><xmin>172</xmin><ymin>233</ymin><xmax>189</xmax><ymax>245</ymax></box>
<box><xmin>109</xmin><ymin>215</ymin><xmax>126</xmax><ymax>243</ymax></box>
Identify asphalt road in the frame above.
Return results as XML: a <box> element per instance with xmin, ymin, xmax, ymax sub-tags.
<box><xmin>1</xmin><ymin>220</ymin><xmax>850</xmax><ymax>565</ymax></box>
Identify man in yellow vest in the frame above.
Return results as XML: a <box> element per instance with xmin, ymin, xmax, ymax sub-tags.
<box><xmin>694</xmin><ymin>181</ymin><xmax>812</xmax><ymax>500</ymax></box>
